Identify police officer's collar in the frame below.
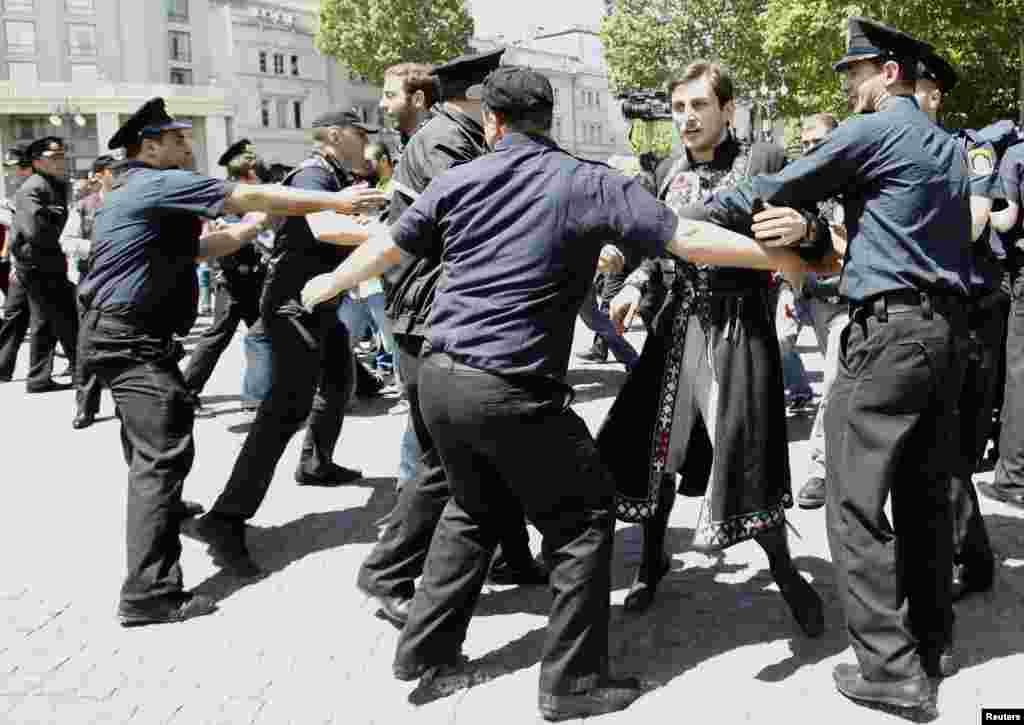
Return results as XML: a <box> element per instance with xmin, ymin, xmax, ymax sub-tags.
<box><xmin>109</xmin><ymin>160</ymin><xmax>156</xmax><ymax>189</ymax></box>
<box><xmin>493</xmin><ymin>131</ymin><xmax>558</xmax><ymax>152</ymax></box>
<box><xmin>309</xmin><ymin>149</ymin><xmax>350</xmax><ymax>181</ymax></box>
<box><xmin>876</xmin><ymin>94</ymin><xmax>918</xmax><ymax>113</ymax></box>
<box><xmin>436</xmin><ymin>103</ymin><xmax>484</xmax><ymax>136</ymax></box>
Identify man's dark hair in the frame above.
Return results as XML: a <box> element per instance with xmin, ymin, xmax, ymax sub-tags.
<box><xmin>384</xmin><ymin>62</ymin><xmax>437</xmax><ymax>108</ymax></box>
<box><xmin>804</xmin><ymin>113</ymin><xmax>838</xmax><ymax>131</ymax></box>
<box><xmin>483</xmin><ymin>102</ymin><xmax>553</xmax><ymax>136</ymax></box>
<box><xmin>365</xmin><ymin>142</ymin><xmax>393</xmax><ymax>166</ymax></box>
<box><xmin>668</xmin><ymin>61</ymin><xmax>735</xmax><ymax>108</ymax></box>
<box><xmin>226</xmin><ymin>152</ymin><xmax>263</xmax><ymax>181</ymax></box>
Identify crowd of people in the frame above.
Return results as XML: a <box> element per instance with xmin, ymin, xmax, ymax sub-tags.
<box><xmin>2</xmin><ymin>13</ymin><xmax>1024</xmax><ymax>722</ymax></box>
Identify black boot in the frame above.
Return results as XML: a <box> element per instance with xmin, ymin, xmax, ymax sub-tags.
<box><xmin>624</xmin><ymin>479</ymin><xmax>674</xmax><ymax>613</ymax></box>
<box><xmin>756</xmin><ymin>526</ymin><xmax>825</xmax><ymax>638</ymax></box>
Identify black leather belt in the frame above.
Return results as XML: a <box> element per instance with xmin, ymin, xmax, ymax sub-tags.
<box><xmin>850</xmin><ymin>290</ymin><xmax>963</xmax><ymax>323</ymax></box>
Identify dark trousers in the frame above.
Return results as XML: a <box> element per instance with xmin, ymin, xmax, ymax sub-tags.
<box><xmin>210</xmin><ymin>304</ymin><xmax>354</xmax><ymax>520</ymax></box>
<box><xmin>0</xmin><ymin>269</ymin><xmax>29</xmax><ymax>379</ymax></box>
<box><xmin>825</xmin><ymin>299</ymin><xmax>967</xmax><ymax>681</ymax></box>
<box><xmin>394</xmin><ymin>354</ymin><xmax>615</xmax><ymax>696</ymax></box>
<box><xmin>20</xmin><ymin>268</ymin><xmax>78</xmax><ymax>390</ymax></box>
<box><xmin>75</xmin><ymin>295</ymin><xmax>102</xmax><ymax>416</ymax></box>
<box><xmin>183</xmin><ymin>281</ymin><xmax>259</xmax><ymax>394</ymax></box>
<box><xmin>79</xmin><ymin>310</ymin><xmax>195</xmax><ymax>605</ymax></box>
<box><xmin>995</xmin><ymin>262</ymin><xmax>1024</xmax><ymax>491</ymax></box>
<box><xmin>357</xmin><ymin>336</ymin><xmax>534</xmax><ymax>599</ymax></box>
<box><xmin>950</xmin><ymin>294</ymin><xmax>1004</xmax><ymax>579</ymax></box>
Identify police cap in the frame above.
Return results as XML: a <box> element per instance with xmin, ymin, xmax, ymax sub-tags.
<box><xmin>833</xmin><ymin>17</ymin><xmax>933</xmax><ymax>73</ymax></box>
<box><xmin>107</xmin><ymin>97</ymin><xmax>192</xmax><ymax>150</ymax></box>
<box><xmin>467</xmin><ymin>66</ymin><xmax>554</xmax><ymax>117</ymax></box>
<box><xmin>92</xmin><ymin>154</ymin><xmax>116</xmax><ymax>174</ymax></box>
<box><xmin>218</xmin><ymin>138</ymin><xmax>255</xmax><ymax>167</ymax></box>
<box><xmin>311</xmin><ymin>110</ymin><xmax>379</xmax><ymax>134</ymax></box>
<box><xmin>432</xmin><ymin>48</ymin><xmax>504</xmax><ymax>101</ymax></box>
<box><xmin>917</xmin><ymin>51</ymin><xmax>957</xmax><ymax>93</ymax></box>
<box><xmin>26</xmin><ymin>136</ymin><xmax>65</xmax><ymax>160</ymax></box>
<box><xmin>3</xmin><ymin>143</ymin><xmax>29</xmax><ymax>168</ymax></box>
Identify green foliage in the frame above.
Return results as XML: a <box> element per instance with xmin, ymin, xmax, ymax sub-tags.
<box><xmin>628</xmin><ymin>119</ymin><xmax>676</xmax><ymax>157</ymax></box>
<box><xmin>316</xmin><ymin>0</ymin><xmax>474</xmax><ymax>85</ymax></box>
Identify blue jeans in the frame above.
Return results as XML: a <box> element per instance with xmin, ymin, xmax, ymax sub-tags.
<box><xmin>337</xmin><ymin>292</ymin><xmax>393</xmax><ymax>354</ymax></box>
<box><xmin>241</xmin><ymin>324</ymin><xmax>272</xmax><ymax>406</ymax></box>
<box><xmin>577</xmin><ymin>282</ymin><xmax>639</xmax><ymax>368</ymax></box>
<box><xmin>398</xmin><ymin>418</ymin><xmax>421</xmax><ymax>487</ymax></box>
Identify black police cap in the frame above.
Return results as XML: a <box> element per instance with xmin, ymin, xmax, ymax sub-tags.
<box><xmin>3</xmin><ymin>143</ymin><xmax>27</xmax><ymax>168</ymax></box>
<box><xmin>311</xmin><ymin>110</ymin><xmax>379</xmax><ymax>134</ymax></box>
<box><xmin>92</xmin><ymin>154</ymin><xmax>116</xmax><ymax>174</ymax></box>
<box><xmin>917</xmin><ymin>51</ymin><xmax>958</xmax><ymax>93</ymax></box>
<box><xmin>467</xmin><ymin>66</ymin><xmax>554</xmax><ymax>116</ymax></box>
<box><xmin>107</xmin><ymin>97</ymin><xmax>192</xmax><ymax>151</ymax></box>
<box><xmin>833</xmin><ymin>17</ymin><xmax>933</xmax><ymax>72</ymax></box>
<box><xmin>25</xmin><ymin>136</ymin><xmax>65</xmax><ymax>160</ymax></box>
<box><xmin>218</xmin><ymin>138</ymin><xmax>255</xmax><ymax>167</ymax></box>
<box><xmin>432</xmin><ymin>48</ymin><xmax>504</xmax><ymax>101</ymax></box>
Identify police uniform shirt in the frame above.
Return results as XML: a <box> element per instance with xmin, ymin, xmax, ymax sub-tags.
<box><xmin>80</xmin><ymin>162</ymin><xmax>235</xmax><ymax>336</ymax></box>
<box><xmin>998</xmin><ymin>142</ymin><xmax>1024</xmax><ymax>250</ymax></box>
<box><xmin>734</xmin><ymin>96</ymin><xmax>975</xmax><ymax>302</ymax></box>
<box><xmin>11</xmin><ymin>171</ymin><xmax>69</xmax><ymax>275</ymax></box>
<box><xmin>955</xmin><ymin>132</ymin><xmax>1004</xmax><ymax>291</ymax></box>
<box><xmin>391</xmin><ymin>132</ymin><xmax>678</xmax><ymax>380</ymax></box>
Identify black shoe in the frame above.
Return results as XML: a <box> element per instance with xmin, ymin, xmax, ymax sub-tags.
<box><xmin>920</xmin><ymin>646</ymin><xmax>959</xmax><ymax>679</ymax></box>
<box><xmin>977</xmin><ymin>481</ymin><xmax>1024</xmax><ymax>509</ymax></box>
<box><xmin>359</xmin><ymin>586</ymin><xmax>411</xmax><ymax>627</ymax></box>
<box><xmin>539</xmin><ymin>677</ymin><xmax>648</xmax><ymax>722</ymax></box>
<box><xmin>833</xmin><ymin>663</ymin><xmax>934</xmax><ymax>715</ymax></box>
<box><xmin>72</xmin><ymin>411</ymin><xmax>96</xmax><ymax>430</ymax></box>
<box><xmin>393</xmin><ymin>654</ymin><xmax>470</xmax><ymax>683</ymax></box>
<box><xmin>575</xmin><ymin>346</ymin><xmax>609</xmax><ymax>364</ymax></box>
<box><xmin>56</xmin><ymin>364</ymin><xmax>73</xmax><ymax>378</ymax></box>
<box><xmin>118</xmin><ymin>592</ymin><xmax>217</xmax><ymax>627</ymax></box>
<box><xmin>295</xmin><ymin>463</ymin><xmax>364</xmax><ymax>487</ymax></box>
<box><xmin>178</xmin><ymin>499</ymin><xmax>205</xmax><ymax>519</ymax></box>
<box><xmin>951</xmin><ymin>562</ymin><xmax>993</xmax><ymax>602</ymax></box>
<box><xmin>623</xmin><ymin>554</ymin><xmax>671</xmax><ymax>613</ymax></box>
<box><xmin>486</xmin><ymin>557</ymin><xmax>549</xmax><ymax>586</ymax></box>
<box><xmin>773</xmin><ymin>565</ymin><xmax>825</xmax><ymax>638</ymax></box>
<box><xmin>786</xmin><ymin>392</ymin><xmax>815</xmax><ymax>414</ymax></box>
<box><xmin>797</xmin><ymin>476</ymin><xmax>826</xmax><ymax>509</ymax></box>
<box><xmin>26</xmin><ymin>380</ymin><xmax>74</xmax><ymax>393</ymax></box>
<box><xmin>184</xmin><ymin>391</ymin><xmax>202</xmax><ymax>410</ymax></box>
<box><xmin>189</xmin><ymin>513</ymin><xmax>263</xmax><ymax>578</ymax></box>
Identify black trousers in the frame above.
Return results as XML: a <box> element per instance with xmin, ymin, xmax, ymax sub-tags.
<box><xmin>74</xmin><ymin>294</ymin><xmax>102</xmax><ymax>417</ymax></box>
<box><xmin>995</xmin><ymin>261</ymin><xmax>1024</xmax><ymax>492</ymax></box>
<box><xmin>210</xmin><ymin>303</ymin><xmax>354</xmax><ymax>520</ymax></box>
<box><xmin>357</xmin><ymin>336</ymin><xmax>534</xmax><ymax>599</ymax></box>
<box><xmin>0</xmin><ymin>269</ymin><xmax>29</xmax><ymax>379</ymax></box>
<box><xmin>20</xmin><ymin>267</ymin><xmax>78</xmax><ymax>390</ymax></box>
<box><xmin>183</xmin><ymin>280</ymin><xmax>260</xmax><ymax>394</ymax></box>
<box><xmin>79</xmin><ymin>310</ymin><xmax>195</xmax><ymax>605</ymax></box>
<box><xmin>394</xmin><ymin>354</ymin><xmax>615</xmax><ymax>696</ymax></box>
<box><xmin>825</xmin><ymin>298</ymin><xmax>967</xmax><ymax>681</ymax></box>
<box><xmin>950</xmin><ymin>293</ymin><xmax>1004</xmax><ymax>579</ymax></box>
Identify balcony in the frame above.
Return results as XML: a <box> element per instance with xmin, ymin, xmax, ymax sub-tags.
<box><xmin>0</xmin><ymin>80</ymin><xmax>231</xmax><ymax>116</ymax></box>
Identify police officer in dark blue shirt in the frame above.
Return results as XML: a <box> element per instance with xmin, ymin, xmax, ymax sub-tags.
<box><xmin>79</xmin><ymin>98</ymin><xmax>386</xmax><ymax>626</ymax></box>
<box><xmin>302</xmin><ymin>66</ymin><xmax>815</xmax><ymax>721</ymax></box>
<box><xmin>711</xmin><ymin>18</ymin><xmax>974</xmax><ymax>714</ymax></box>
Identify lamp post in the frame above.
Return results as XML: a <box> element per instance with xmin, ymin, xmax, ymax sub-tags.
<box><xmin>47</xmin><ymin>99</ymin><xmax>88</xmax><ymax>179</ymax></box>
<box><xmin>750</xmin><ymin>77</ymin><xmax>789</xmax><ymax>143</ymax></box>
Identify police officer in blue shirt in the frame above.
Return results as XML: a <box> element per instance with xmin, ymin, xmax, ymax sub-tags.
<box><xmin>302</xmin><ymin>66</ymin><xmax>815</xmax><ymax>721</ymax></box>
<box><xmin>710</xmin><ymin>18</ymin><xmax>975</xmax><ymax>714</ymax></box>
<box><xmin>79</xmin><ymin>98</ymin><xmax>386</xmax><ymax>626</ymax></box>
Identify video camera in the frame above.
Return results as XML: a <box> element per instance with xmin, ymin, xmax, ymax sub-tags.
<box><xmin>619</xmin><ymin>91</ymin><xmax>672</xmax><ymax>122</ymax></box>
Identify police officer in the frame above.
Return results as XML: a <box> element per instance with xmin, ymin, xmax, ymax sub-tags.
<box><xmin>711</xmin><ymin>18</ymin><xmax>977</xmax><ymax>714</ymax></box>
<box><xmin>78</xmin><ymin>98</ymin><xmax>385</xmax><ymax>626</ymax></box>
<box><xmin>191</xmin><ymin>110</ymin><xmax>386</xmax><ymax>578</ymax></box>
<box><xmin>302</xmin><ymin>65</ymin><xmax>813</xmax><ymax>722</ymax></box>
<box><xmin>11</xmin><ymin>136</ymin><xmax>78</xmax><ymax>393</ymax></box>
<box><xmin>356</xmin><ymin>49</ymin><xmax>546</xmax><ymax>630</ymax></box>
<box><xmin>181</xmin><ymin>139</ymin><xmax>268</xmax><ymax>398</ymax></box>
<box><xmin>0</xmin><ymin>143</ymin><xmax>34</xmax><ymax>381</ymax></box>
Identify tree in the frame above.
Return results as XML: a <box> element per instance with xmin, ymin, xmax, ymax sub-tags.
<box><xmin>316</xmin><ymin>0</ymin><xmax>474</xmax><ymax>85</ymax></box>
<box><xmin>759</xmin><ymin>0</ymin><xmax>1024</xmax><ymax>129</ymax></box>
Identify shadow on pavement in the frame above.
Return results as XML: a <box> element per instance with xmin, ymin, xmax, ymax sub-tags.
<box><xmin>188</xmin><ymin>477</ymin><xmax>398</xmax><ymax>603</ymax></box>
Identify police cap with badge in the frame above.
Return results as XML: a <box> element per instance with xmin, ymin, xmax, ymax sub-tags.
<box><xmin>311</xmin><ymin>109</ymin><xmax>379</xmax><ymax>135</ymax></box>
<box><xmin>432</xmin><ymin>48</ymin><xmax>504</xmax><ymax>102</ymax></box>
<box><xmin>25</xmin><ymin>136</ymin><xmax>66</xmax><ymax>161</ymax></box>
<box><xmin>108</xmin><ymin>97</ymin><xmax>192</xmax><ymax>150</ymax></box>
<box><xmin>3</xmin><ymin>142</ymin><xmax>31</xmax><ymax>169</ymax></box>
<box><xmin>833</xmin><ymin>16</ymin><xmax>933</xmax><ymax>73</ymax></box>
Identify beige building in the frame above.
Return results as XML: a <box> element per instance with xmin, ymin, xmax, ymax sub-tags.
<box><xmin>0</xmin><ymin>0</ymin><xmax>382</xmax><ymax>194</ymax></box>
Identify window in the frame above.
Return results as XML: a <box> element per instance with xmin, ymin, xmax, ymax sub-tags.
<box><xmin>5</xmin><ymin>21</ymin><xmax>35</xmax><ymax>54</ymax></box>
<box><xmin>8</xmin><ymin>60</ymin><xmax>35</xmax><ymax>84</ymax></box>
<box><xmin>166</xmin><ymin>0</ymin><xmax>188</xmax><ymax>23</ymax></box>
<box><xmin>67</xmin><ymin>23</ymin><xmax>95</xmax><ymax>56</ymax></box>
<box><xmin>169</xmin><ymin>67</ymin><xmax>192</xmax><ymax>85</ymax></box>
<box><xmin>3</xmin><ymin>0</ymin><xmax>34</xmax><ymax>13</ymax></box>
<box><xmin>260</xmin><ymin>100</ymin><xmax>270</xmax><ymax>128</ymax></box>
<box><xmin>553</xmin><ymin>88</ymin><xmax>559</xmax><ymax>107</ymax></box>
<box><xmin>70</xmin><ymin>63</ymin><xmax>96</xmax><ymax>84</ymax></box>
<box><xmin>168</xmin><ymin>30</ymin><xmax>190</xmax><ymax>62</ymax></box>
<box><xmin>290</xmin><ymin>54</ymin><xmax>299</xmax><ymax>76</ymax></box>
<box><xmin>273</xmin><ymin>53</ymin><xmax>284</xmax><ymax>75</ymax></box>
<box><xmin>258</xmin><ymin>50</ymin><xmax>267</xmax><ymax>73</ymax></box>
<box><xmin>65</xmin><ymin>0</ymin><xmax>94</xmax><ymax>12</ymax></box>
<box><xmin>595</xmin><ymin>93</ymin><xmax>600</xmax><ymax>109</ymax></box>
<box><xmin>292</xmin><ymin>100</ymin><xmax>302</xmax><ymax>129</ymax></box>
<box><xmin>276</xmin><ymin>99</ymin><xmax>288</xmax><ymax>129</ymax></box>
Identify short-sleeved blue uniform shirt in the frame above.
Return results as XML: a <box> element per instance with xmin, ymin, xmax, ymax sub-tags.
<box><xmin>79</xmin><ymin>162</ymin><xmax>234</xmax><ymax>336</ymax></box>
<box><xmin>997</xmin><ymin>142</ymin><xmax>1024</xmax><ymax>254</ymax></box>
<box><xmin>954</xmin><ymin>130</ymin><xmax>1004</xmax><ymax>291</ymax></box>
<box><xmin>392</xmin><ymin>133</ymin><xmax>678</xmax><ymax>380</ymax></box>
<box><xmin>724</xmin><ymin>95</ymin><xmax>973</xmax><ymax>302</ymax></box>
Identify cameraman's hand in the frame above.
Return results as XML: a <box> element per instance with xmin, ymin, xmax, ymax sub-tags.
<box><xmin>610</xmin><ymin>285</ymin><xmax>642</xmax><ymax>335</ymax></box>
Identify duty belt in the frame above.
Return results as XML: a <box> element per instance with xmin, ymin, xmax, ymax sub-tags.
<box><xmin>850</xmin><ymin>289</ymin><xmax>963</xmax><ymax>323</ymax></box>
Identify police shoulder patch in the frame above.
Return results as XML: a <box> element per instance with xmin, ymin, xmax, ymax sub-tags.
<box><xmin>968</xmin><ymin>145</ymin><xmax>996</xmax><ymax>177</ymax></box>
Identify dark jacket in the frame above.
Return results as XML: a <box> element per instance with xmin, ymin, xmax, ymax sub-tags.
<box><xmin>11</xmin><ymin>171</ymin><xmax>69</xmax><ymax>275</ymax></box>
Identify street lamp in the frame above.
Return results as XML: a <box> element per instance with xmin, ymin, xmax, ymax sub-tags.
<box><xmin>47</xmin><ymin>99</ymin><xmax>89</xmax><ymax>179</ymax></box>
<box><xmin>750</xmin><ymin>78</ymin><xmax>789</xmax><ymax>142</ymax></box>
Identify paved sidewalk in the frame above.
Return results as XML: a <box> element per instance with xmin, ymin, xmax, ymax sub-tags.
<box><xmin>1</xmin><ymin>319</ymin><xmax>1022</xmax><ymax>724</ymax></box>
